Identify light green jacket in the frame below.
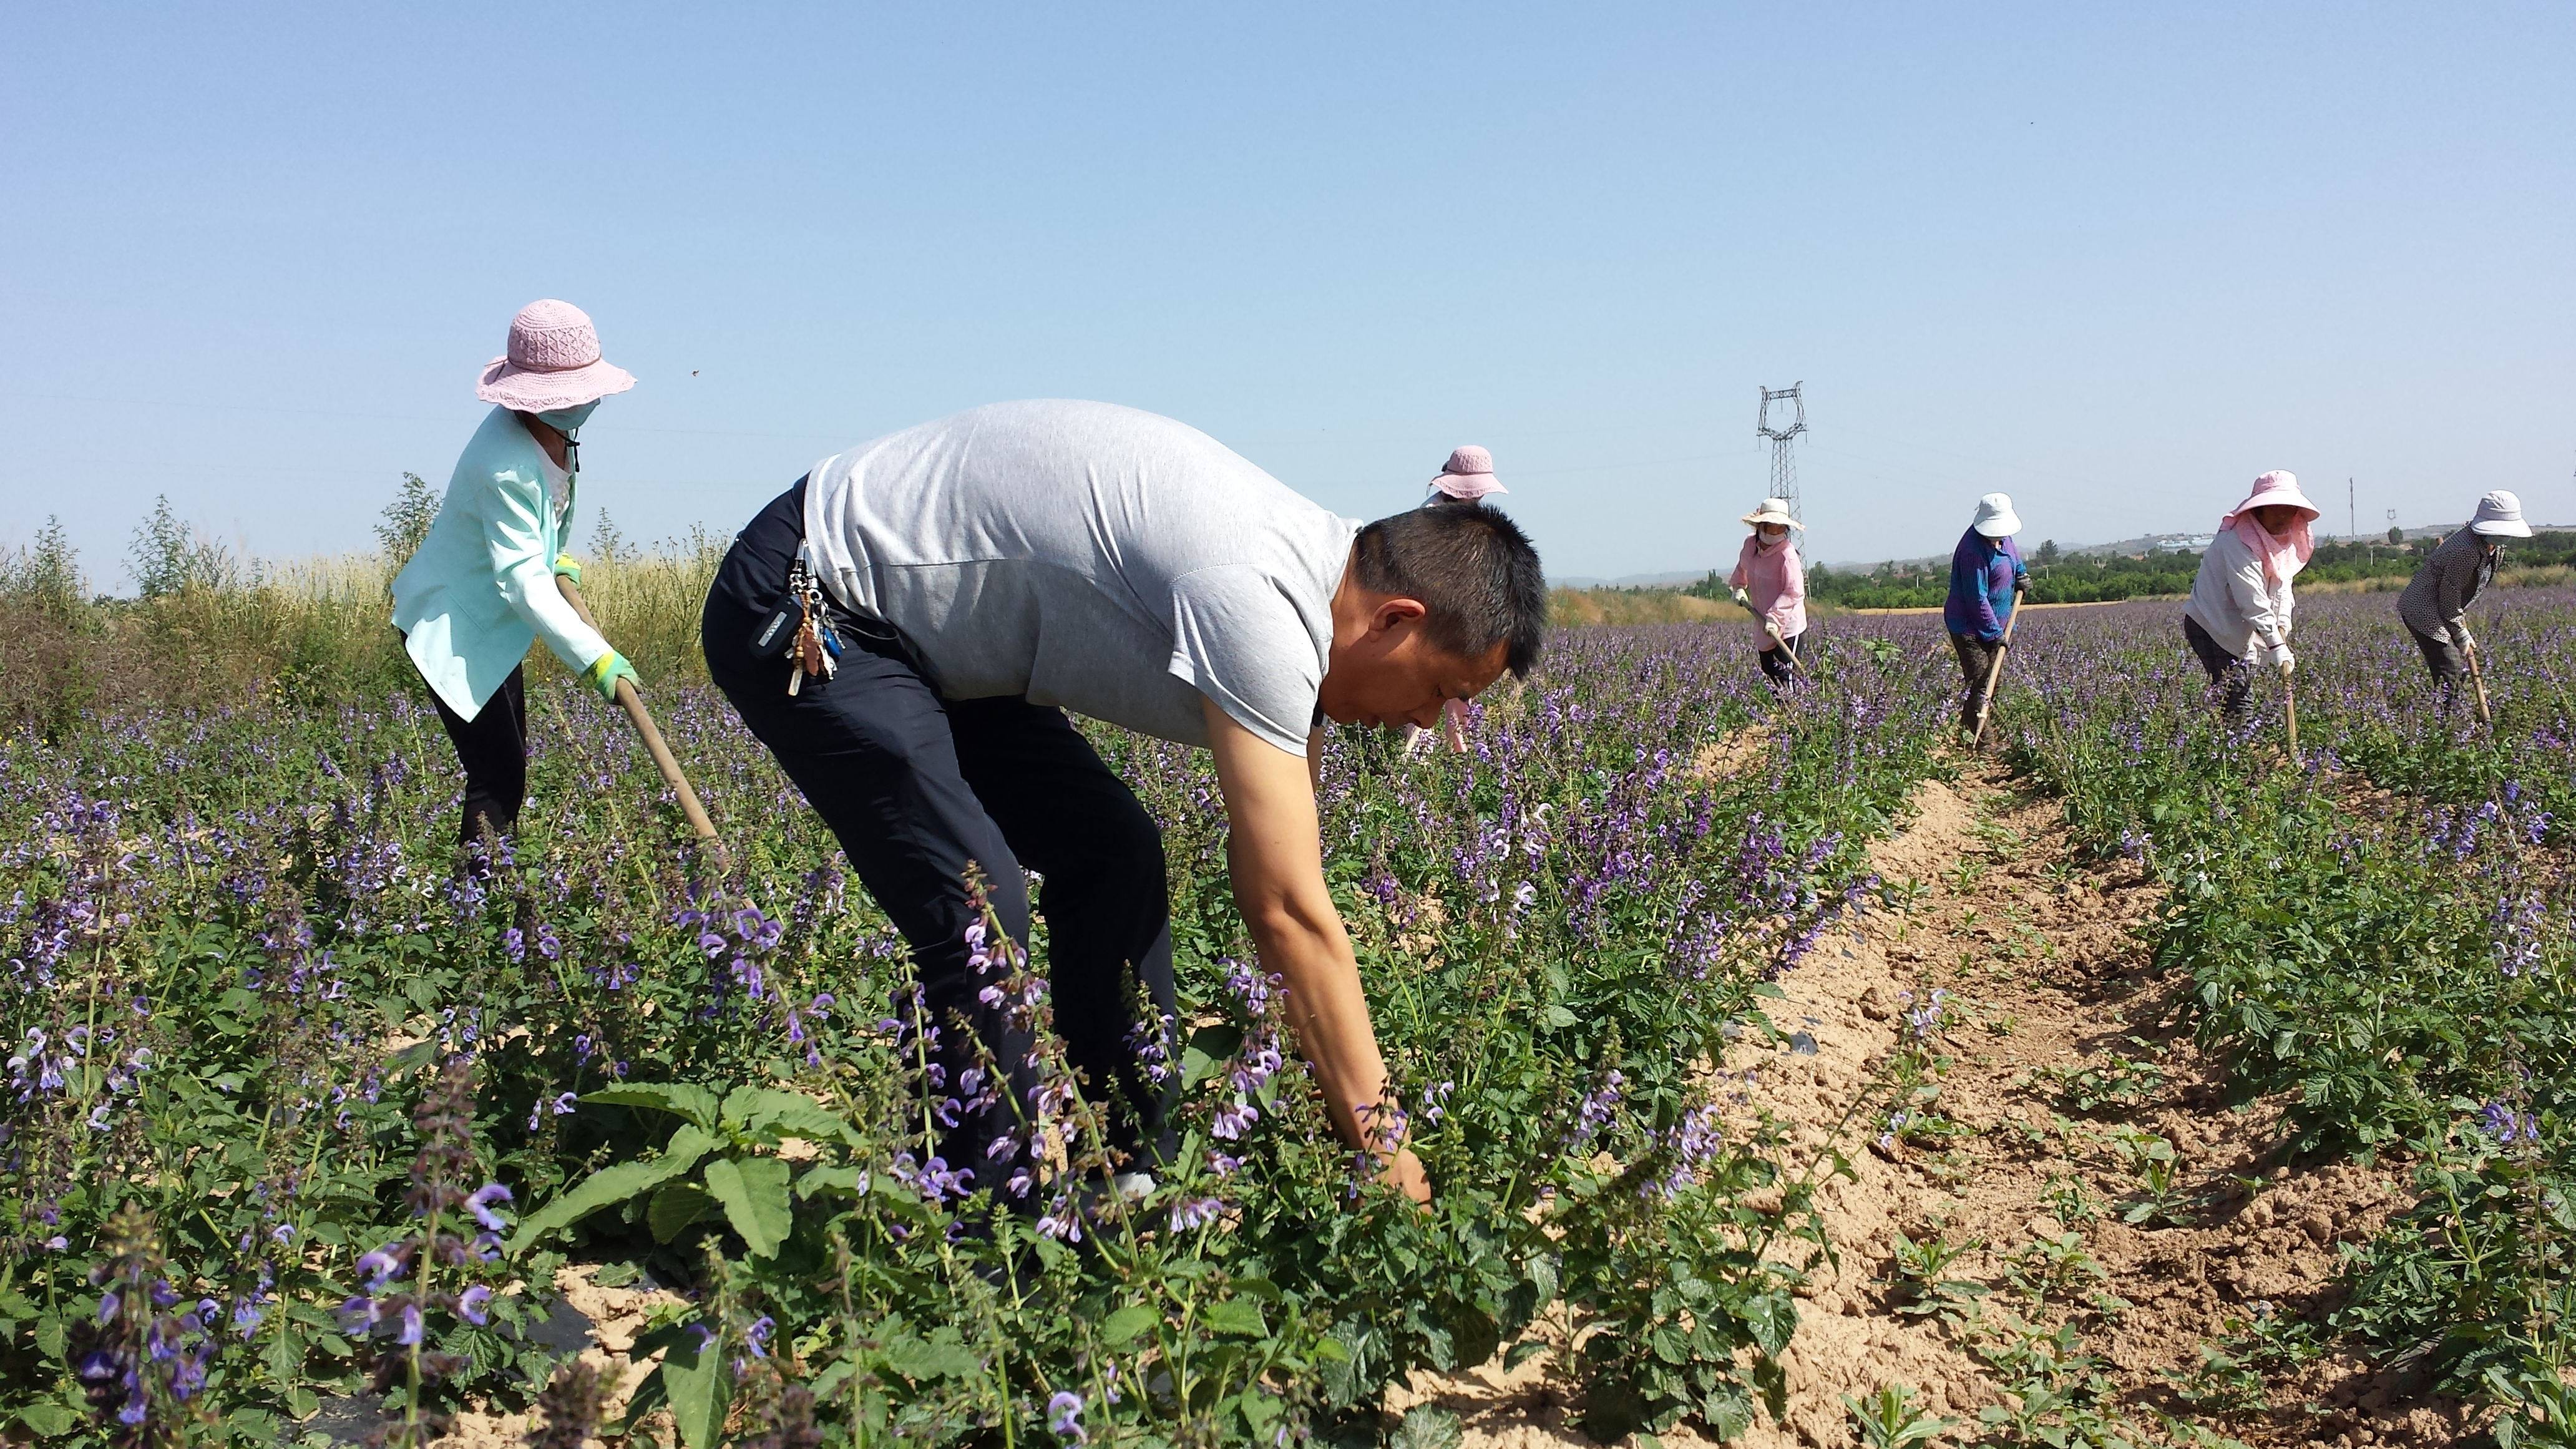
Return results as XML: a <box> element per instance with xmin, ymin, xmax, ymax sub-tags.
<box><xmin>391</xmin><ymin>407</ymin><xmax>610</xmax><ymax>720</ymax></box>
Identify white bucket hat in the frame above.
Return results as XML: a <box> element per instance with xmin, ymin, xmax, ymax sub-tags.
<box><xmin>2470</xmin><ymin>489</ymin><xmax>2534</xmax><ymax>538</ymax></box>
<box><xmin>1740</xmin><ymin>497</ymin><xmax>1802</xmax><ymax>529</ymax></box>
<box><xmin>1971</xmin><ymin>492</ymin><xmax>2021</xmax><ymax>538</ymax></box>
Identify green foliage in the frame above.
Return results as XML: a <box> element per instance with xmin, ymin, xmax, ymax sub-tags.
<box><xmin>0</xmin><ymin>603</ymin><xmax>1953</xmax><ymax>1445</ymax></box>
<box><xmin>374</xmin><ymin>472</ymin><xmax>442</xmax><ymax>562</ymax></box>
<box><xmin>2001</xmin><ymin>590</ymin><xmax>2576</xmax><ymax>1432</ymax></box>
<box><xmin>1843</xmin><ymin>1382</ymin><xmax>1954</xmax><ymax>1447</ymax></box>
<box><xmin>0</xmin><ymin>517</ymin><xmax>88</xmax><ymax>620</ymax></box>
<box><xmin>128</xmin><ymin>494</ymin><xmax>240</xmax><ymax>598</ymax></box>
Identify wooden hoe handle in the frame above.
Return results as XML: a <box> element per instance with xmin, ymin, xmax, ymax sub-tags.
<box><xmin>1968</xmin><ymin>595</ymin><xmax>2019</xmax><ymax>748</ymax></box>
<box><xmin>2466</xmin><ymin>640</ymin><xmax>2494</xmax><ymax>728</ymax></box>
<box><xmin>554</xmin><ymin>575</ymin><xmax>729</xmax><ymax>861</ymax></box>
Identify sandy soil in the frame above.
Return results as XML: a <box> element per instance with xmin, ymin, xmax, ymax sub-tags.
<box><xmin>1393</xmin><ymin>758</ymin><xmax>2479</xmax><ymax>1448</ymax></box>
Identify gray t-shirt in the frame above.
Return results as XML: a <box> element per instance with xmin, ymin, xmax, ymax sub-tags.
<box><xmin>801</xmin><ymin>400</ymin><xmax>1359</xmax><ymax>756</ymax></box>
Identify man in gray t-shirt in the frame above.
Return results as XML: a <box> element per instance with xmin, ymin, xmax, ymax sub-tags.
<box><xmin>701</xmin><ymin>401</ymin><xmax>1547</xmax><ymax>1215</ymax></box>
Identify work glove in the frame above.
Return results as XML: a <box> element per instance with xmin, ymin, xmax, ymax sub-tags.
<box><xmin>2268</xmin><ymin>643</ymin><xmax>2295</xmax><ymax>675</ymax></box>
<box><xmin>1731</xmin><ymin>587</ymin><xmax>1751</xmax><ymax>609</ymax></box>
<box><xmin>2454</xmin><ymin>626</ymin><xmax>2476</xmax><ymax>655</ymax></box>
<box><xmin>552</xmin><ymin>553</ymin><xmax>583</xmax><ymax>586</ymax></box>
<box><xmin>1764</xmin><ymin>618</ymin><xmax>1783</xmax><ymax>642</ymax></box>
<box><xmin>582</xmin><ymin>650</ymin><xmax>638</xmax><ymax>703</ymax></box>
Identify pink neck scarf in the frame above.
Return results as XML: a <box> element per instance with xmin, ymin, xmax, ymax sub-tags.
<box><xmin>2223</xmin><ymin>510</ymin><xmax>2313</xmax><ymax>587</ymax></box>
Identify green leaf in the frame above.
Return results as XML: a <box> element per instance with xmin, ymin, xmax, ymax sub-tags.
<box><xmin>648</xmin><ymin>1183</ymin><xmax>715</xmax><ymax>1243</ymax></box>
<box><xmin>1702</xmin><ymin>1380</ymin><xmax>1755</xmax><ymax>1440</ymax></box>
<box><xmin>1743</xmin><ymin>1290</ymin><xmax>1797</xmax><ymax>1355</ymax></box>
<box><xmin>1389</xmin><ymin>1405</ymin><xmax>1462</xmax><ymax>1449</ymax></box>
<box><xmin>1182</xmin><ymin>1024</ymin><xmax>1246</xmax><ymax>1090</ymax></box>
<box><xmin>12</xmin><ymin>1401</ymin><xmax>76</xmax><ymax>1437</ymax></box>
<box><xmin>1100</xmin><ymin>1303</ymin><xmax>1158</xmax><ymax>1345</ymax></box>
<box><xmin>385</xmin><ymin>1040</ymin><xmax>437</xmax><ymax>1074</ymax></box>
<box><xmin>726</xmin><ymin>1089</ymin><xmax>859</xmax><ymax>1145</ymax></box>
<box><xmin>658</xmin><ymin>1327</ymin><xmax>729</xmax><ymax>1449</ymax></box>
<box><xmin>507</xmin><ymin>1126</ymin><xmax>718</xmax><ymax>1253</ymax></box>
<box><xmin>702</xmin><ymin>1155</ymin><xmax>793</xmax><ymax>1257</ymax></box>
<box><xmin>34</xmin><ymin>1312</ymin><xmax>64</xmax><ymax>1359</ymax></box>
<box><xmin>881</xmin><ymin>1331</ymin><xmax>982</xmax><ymax>1382</ymax></box>
<box><xmin>585</xmin><ymin>1083</ymin><xmax>723</xmax><ymax>1128</ymax></box>
<box><xmin>1204</xmin><ymin>1297</ymin><xmax>1267</xmax><ymax>1337</ymax></box>
<box><xmin>795</xmin><ymin>1164</ymin><xmax>866</xmax><ymax>1200</ymax></box>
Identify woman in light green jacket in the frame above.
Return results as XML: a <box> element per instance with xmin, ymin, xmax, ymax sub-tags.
<box><xmin>391</xmin><ymin>300</ymin><xmax>638</xmax><ymax>844</ymax></box>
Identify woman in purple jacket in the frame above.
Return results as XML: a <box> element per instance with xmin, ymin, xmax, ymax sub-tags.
<box><xmin>1944</xmin><ymin>494</ymin><xmax>2028</xmax><ymax>735</ymax></box>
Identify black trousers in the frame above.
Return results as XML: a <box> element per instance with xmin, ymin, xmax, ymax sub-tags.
<box><xmin>2408</xmin><ymin>627</ymin><xmax>2469</xmax><ymax>692</ymax></box>
<box><xmin>1758</xmin><ymin>631</ymin><xmax>1803</xmax><ymax>684</ymax></box>
<box><xmin>1949</xmin><ymin>633</ymin><xmax>2002</xmax><ymax>732</ymax></box>
<box><xmin>702</xmin><ymin>483</ymin><xmax>1176</xmax><ymax>1197</ymax></box>
<box><xmin>426</xmin><ymin>661</ymin><xmax>528</xmax><ymax>846</ymax></box>
<box><xmin>2182</xmin><ymin>616</ymin><xmax>2255</xmax><ymax>720</ymax></box>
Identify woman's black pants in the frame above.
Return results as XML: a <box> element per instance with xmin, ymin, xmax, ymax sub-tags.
<box><xmin>701</xmin><ymin>482</ymin><xmax>1176</xmax><ymax>1201</ymax></box>
<box><xmin>2182</xmin><ymin>617</ymin><xmax>2255</xmax><ymax>720</ymax></box>
<box><xmin>1757</xmin><ymin>631</ymin><xmax>1803</xmax><ymax>684</ymax></box>
<box><xmin>1949</xmin><ymin>633</ymin><xmax>2001</xmax><ymax>732</ymax></box>
<box><xmin>427</xmin><ymin>665</ymin><xmax>528</xmax><ymax>846</ymax></box>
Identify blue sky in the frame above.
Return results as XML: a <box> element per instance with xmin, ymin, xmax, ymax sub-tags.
<box><xmin>4</xmin><ymin>2</ymin><xmax>2569</xmax><ymax>587</ymax></box>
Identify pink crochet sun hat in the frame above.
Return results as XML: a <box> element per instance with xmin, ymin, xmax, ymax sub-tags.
<box><xmin>1429</xmin><ymin>445</ymin><xmax>1506</xmax><ymax>501</ymax></box>
<box><xmin>475</xmin><ymin>300</ymin><xmax>637</xmax><ymax>411</ymax></box>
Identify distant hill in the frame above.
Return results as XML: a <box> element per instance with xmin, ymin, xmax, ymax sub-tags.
<box><xmin>1548</xmin><ymin>568</ymin><xmax>1720</xmax><ymax>590</ymax></box>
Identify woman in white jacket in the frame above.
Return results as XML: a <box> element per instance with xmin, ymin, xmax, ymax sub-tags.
<box><xmin>2180</xmin><ymin>471</ymin><xmax>2320</xmax><ymax>719</ymax></box>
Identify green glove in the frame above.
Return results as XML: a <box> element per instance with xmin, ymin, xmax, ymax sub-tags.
<box><xmin>552</xmin><ymin>552</ymin><xmax>583</xmax><ymax>586</ymax></box>
<box><xmin>582</xmin><ymin>650</ymin><xmax>638</xmax><ymax>703</ymax></box>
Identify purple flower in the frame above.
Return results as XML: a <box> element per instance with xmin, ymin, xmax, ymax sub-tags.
<box><xmin>465</xmin><ymin>1182</ymin><xmax>512</xmax><ymax>1231</ymax></box>
<box><xmin>457</xmin><ymin>1284</ymin><xmax>492</xmax><ymax>1326</ymax></box>
<box><xmin>1035</xmin><ymin>1203</ymin><xmax>1083</xmax><ymax>1243</ymax></box>
<box><xmin>1171</xmin><ymin>1196</ymin><xmax>1224</xmax><ymax>1231</ymax></box>
<box><xmin>356</xmin><ymin>1247</ymin><xmax>406</xmax><ymax>1289</ymax></box>
<box><xmin>1211</xmin><ymin>1100</ymin><xmax>1260</xmax><ymax>1140</ymax></box>
<box><xmin>1048</xmin><ymin>1389</ymin><xmax>1087</xmax><ymax>1443</ymax></box>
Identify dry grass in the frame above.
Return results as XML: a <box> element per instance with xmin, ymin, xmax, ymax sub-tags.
<box><xmin>0</xmin><ymin>545</ymin><xmax>724</xmax><ymax>733</ymax></box>
<box><xmin>1548</xmin><ymin>587</ymin><xmax>1735</xmax><ymax>627</ymax></box>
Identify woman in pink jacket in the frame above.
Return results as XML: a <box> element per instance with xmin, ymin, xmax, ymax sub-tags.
<box><xmin>1727</xmin><ymin>497</ymin><xmax>1807</xmax><ymax>684</ymax></box>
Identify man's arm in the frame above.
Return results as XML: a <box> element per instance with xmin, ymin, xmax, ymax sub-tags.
<box><xmin>1206</xmin><ymin>696</ymin><xmax>1431</xmax><ymax>1204</ymax></box>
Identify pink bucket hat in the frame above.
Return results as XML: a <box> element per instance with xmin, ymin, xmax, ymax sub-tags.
<box><xmin>1429</xmin><ymin>445</ymin><xmax>1506</xmax><ymax>501</ymax></box>
<box><xmin>476</xmin><ymin>300</ymin><xmax>637</xmax><ymax>411</ymax></box>
<box><xmin>2220</xmin><ymin>469</ymin><xmax>2321</xmax><ymax>526</ymax></box>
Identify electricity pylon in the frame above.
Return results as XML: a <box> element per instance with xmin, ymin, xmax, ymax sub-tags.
<box><xmin>1757</xmin><ymin>383</ymin><xmax>1807</xmax><ymax>521</ymax></box>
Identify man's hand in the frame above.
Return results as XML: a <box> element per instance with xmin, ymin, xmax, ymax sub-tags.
<box><xmin>1383</xmin><ymin>1146</ymin><xmax>1431</xmax><ymax>1204</ymax></box>
<box><xmin>1206</xmin><ymin>697</ymin><xmax>1422</xmax><ymax>1202</ymax></box>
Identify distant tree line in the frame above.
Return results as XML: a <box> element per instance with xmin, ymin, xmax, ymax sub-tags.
<box><xmin>1684</xmin><ymin>529</ymin><xmax>2576</xmax><ymax>610</ymax></box>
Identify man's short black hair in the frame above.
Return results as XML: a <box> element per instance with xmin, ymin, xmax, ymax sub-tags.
<box><xmin>1351</xmin><ymin>502</ymin><xmax>1547</xmax><ymax>677</ymax></box>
